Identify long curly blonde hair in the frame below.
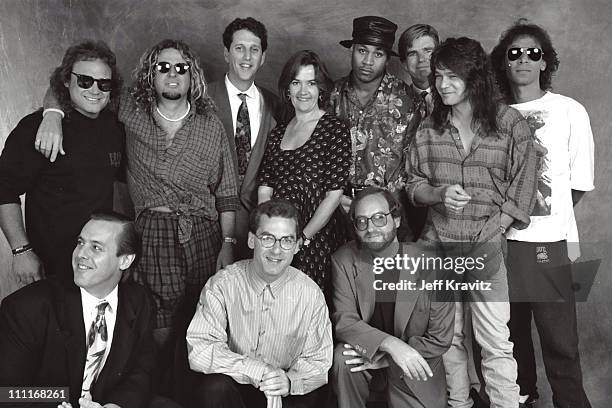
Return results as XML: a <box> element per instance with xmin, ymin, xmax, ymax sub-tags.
<box><xmin>130</xmin><ymin>39</ymin><xmax>215</xmax><ymax>115</ymax></box>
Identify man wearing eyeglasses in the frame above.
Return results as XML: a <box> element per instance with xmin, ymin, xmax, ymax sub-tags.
<box><xmin>331</xmin><ymin>186</ymin><xmax>454</xmax><ymax>408</ymax></box>
<box><xmin>0</xmin><ymin>40</ymin><xmax>125</xmax><ymax>288</ymax></box>
<box><xmin>491</xmin><ymin>20</ymin><xmax>594</xmax><ymax>408</ymax></box>
<box><xmin>187</xmin><ymin>199</ymin><xmax>332</xmax><ymax>408</ymax></box>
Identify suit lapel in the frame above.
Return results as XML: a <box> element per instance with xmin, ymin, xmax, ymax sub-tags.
<box><xmin>393</xmin><ymin>244</ymin><xmax>420</xmax><ymax>338</ymax></box>
<box><xmin>93</xmin><ymin>284</ymin><xmax>136</xmax><ymax>398</ymax></box>
<box><xmin>55</xmin><ymin>284</ymin><xmax>87</xmax><ymax>398</ymax></box>
<box><xmin>354</xmin><ymin>250</ymin><xmax>376</xmax><ymax>321</ymax></box>
<box><xmin>241</xmin><ymin>85</ymin><xmax>274</xmax><ymax>209</ymax></box>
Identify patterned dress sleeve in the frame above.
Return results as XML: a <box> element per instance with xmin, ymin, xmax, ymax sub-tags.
<box><xmin>322</xmin><ymin>115</ymin><xmax>351</xmax><ymax>193</ymax></box>
<box><xmin>257</xmin><ymin>126</ymin><xmax>280</xmax><ymax>188</ymax></box>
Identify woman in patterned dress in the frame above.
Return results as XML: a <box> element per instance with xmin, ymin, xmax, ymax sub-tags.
<box><xmin>258</xmin><ymin>50</ymin><xmax>351</xmax><ymax>296</ymax></box>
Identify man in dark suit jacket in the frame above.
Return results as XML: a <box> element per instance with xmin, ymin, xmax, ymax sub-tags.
<box><xmin>331</xmin><ymin>187</ymin><xmax>454</xmax><ymax>408</ymax></box>
<box><xmin>207</xmin><ymin>17</ymin><xmax>279</xmax><ymax>259</ymax></box>
<box><xmin>0</xmin><ymin>212</ymin><xmax>174</xmax><ymax>408</ymax></box>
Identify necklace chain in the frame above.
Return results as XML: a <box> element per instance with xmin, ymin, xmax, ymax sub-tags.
<box><xmin>156</xmin><ymin>102</ymin><xmax>190</xmax><ymax>122</ymax></box>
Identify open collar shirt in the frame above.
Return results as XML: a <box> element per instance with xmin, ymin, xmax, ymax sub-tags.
<box><xmin>118</xmin><ymin>89</ymin><xmax>240</xmax><ymax>242</ymax></box>
<box><xmin>406</xmin><ymin>105</ymin><xmax>537</xmax><ymax>244</ymax></box>
<box><xmin>331</xmin><ymin>72</ymin><xmax>419</xmax><ymax>192</ymax></box>
<box><xmin>186</xmin><ymin>260</ymin><xmax>332</xmax><ymax>395</ymax></box>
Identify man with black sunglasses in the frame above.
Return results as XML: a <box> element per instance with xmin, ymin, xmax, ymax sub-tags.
<box><xmin>491</xmin><ymin>20</ymin><xmax>594</xmax><ymax>408</ymax></box>
<box><xmin>33</xmin><ymin>39</ymin><xmax>240</xmax><ymax>400</ymax></box>
<box><xmin>187</xmin><ymin>199</ymin><xmax>332</xmax><ymax>408</ymax></box>
<box><xmin>0</xmin><ymin>40</ymin><xmax>126</xmax><ymax>287</ymax></box>
<box><xmin>331</xmin><ymin>186</ymin><xmax>454</xmax><ymax>408</ymax></box>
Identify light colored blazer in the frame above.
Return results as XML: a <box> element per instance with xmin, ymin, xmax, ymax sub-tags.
<box><xmin>331</xmin><ymin>241</ymin><xmax>455</xmax><ymax>407</ymax></box>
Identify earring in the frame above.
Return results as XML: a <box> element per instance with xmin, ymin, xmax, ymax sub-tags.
<box><xmin>508</xmin><ymin>63</ymin><xmax>512</xmax><ymax>67</ymax></box>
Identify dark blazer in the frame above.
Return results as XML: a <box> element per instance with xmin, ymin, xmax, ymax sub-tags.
<box><xmin>0</xmin><ymin>279</ymin><xmax>156</xmax><ymax>408</ymax></box>
<box><xmin>207</xmin><ymin>80</ymin><xmax>278</xmax><ymax>212</ymax></box>
<box><xmin>207</xmin><ymin>79</ymin><xmax>279</xmax><ymax>258</ymax></box>
<box><xmin>331</xmin><ymin>241</ymin><xmax>455</xmax><ymax>408</ymax></box>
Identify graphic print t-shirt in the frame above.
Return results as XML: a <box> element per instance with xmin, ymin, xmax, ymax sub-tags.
<box><xmin>506</xmin><ymin>92</ymin><xmax>594</xmax><ymax>242</ymax></box>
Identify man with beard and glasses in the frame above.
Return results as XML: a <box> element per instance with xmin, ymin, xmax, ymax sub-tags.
<box><xmin>330</xmin><ymin>16</ymin><xmax>420</xmax><ymax>242</ymax></box>
<box><xmin>331</xmin><ymin>186</ymin><xmax>454</xmax><ymax>407</ymax></box>
<box><xmin>33</xmin><ymin>39</ymin><xmax>239</xmax><ymax>397</ymax></box>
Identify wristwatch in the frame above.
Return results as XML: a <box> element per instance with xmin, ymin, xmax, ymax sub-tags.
<box><xmin>223</xmin><ymin>236</ymin><xmax>237</xmax><ymax>245</ymax></box>
<box><xmin>498</xmin><ymin>225</ymin><xmax>507</xmax><ymax>235</ymax></box>
<box><xmin>301</xmin><ymin>233</ymin><xmax>311</xmax><ymax>247</ymax></box>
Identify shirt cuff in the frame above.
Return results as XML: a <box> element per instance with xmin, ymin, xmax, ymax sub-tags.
<box><xmin>243</xmin><ymin>359</ymin><xmax>268</xmax><ymax>387</ymax></box>
<box><xmin>286</xmin><ymin>371</ymin><xmax>304</xmax><ymax>395</ymax></box>
<box><xmin>216</xmin><ymin>196</ymin><xmax>241</xmax><ymax>213</ymax></box>
<box><xmin>406</xmin><ymin>179</ymin><xmax>429</xmax><ymax>207</ymax></box>
<box><xmin>501</xmin><ymin>200</ymin><xmax>530</xmax><ymax>230</ymax></box>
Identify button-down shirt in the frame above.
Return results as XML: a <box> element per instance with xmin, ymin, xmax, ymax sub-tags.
<box><xmin>81</xmin><ymin>286</ymin><xmax>118</xmax><ymax>372</ymax></box>
<box><xmin>406</xmin><ymin>105</ymin><xmax>537</xmax><ymax>244</ymax></box>
<box><xmin>119</xmin><ymin>89</ymin><xmax>240</xmax><ymax>242</ymax></box>
<box><xmin>225</xmin><ymin>75</ymin><xmax>262</xmax><ymax>146</ymax></box>
<box><xmin>330</xmin><ymin>72</ymin><xmax>419</xmax><ymax>192</ymax></box>
<box><xmin>187</xmin><ymin>260</ymin><xmax>332</xmax><ymax>395</ymax></box>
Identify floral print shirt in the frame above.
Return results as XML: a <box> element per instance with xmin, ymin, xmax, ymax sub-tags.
<box><xmin>330</xmin><ymin>72</ymin><xmax>419</xmax><ymax>192</ymax></box>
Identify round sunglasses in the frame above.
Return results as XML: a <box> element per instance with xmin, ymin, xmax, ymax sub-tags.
<box><xmin>71</xmin><ymin>72</ymin><xmax>113</xmax><ymax>92</ymax></box>
<box><xmin>507</xmin><ymin>47</ymin><xmax>543</xmax><ymax>62</ymax></box>
<box><xmin>155</xmin><ymin>62</ymin><xmax>190</xmax><ymax>75</ymax></box>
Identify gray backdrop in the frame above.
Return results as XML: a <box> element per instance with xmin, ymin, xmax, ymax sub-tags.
<box><xmin>0</xmin><ymin>1</ymin><xmax>610</xmax><ymax>406</ymax></box>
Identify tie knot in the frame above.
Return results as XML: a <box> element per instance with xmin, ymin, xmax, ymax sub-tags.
<box><xmin>96</xmin><ymin>302</ymin><xmax>109</xmax><ymax>315</ymax></box>
<box><xmin>420</xmin><ymin>91</ymin><xmax>428</xmax><ymax>99</ymax></box>
<box><xmin>238</xmin><ymin>93</ymin><xmax>248</xmax><ymax>102</ymax></box>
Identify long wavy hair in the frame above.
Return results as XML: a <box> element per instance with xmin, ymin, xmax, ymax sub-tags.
<box><xmin>49</xmin><ymin>40</ymin><xmax>122</xmax><ymax>116</ymax></box>
<box><xmin>277</xmin><ymin>50</ymin><xmax>334</xmax><ymax>124</ymax></box>
<box><xmin>491</xmin><ymin>19</ymin><xmax>560</xmax><ymax>103</ymax></box>
<box><xmin>130</xmin><ymin>39</ymin><xmax>214</xmax><ymax>115</ymax></box>
<box><xmin>430</xmin><ymin>37</ymin><xmax>499</xmax><ymax>134</ymax></box>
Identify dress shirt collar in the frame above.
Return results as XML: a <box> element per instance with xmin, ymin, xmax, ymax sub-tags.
<box><xmin>225</xmin><ymin>74</ymin><xmax>257</xmax><ymax>100</ymax></box>
<box><xmin>244</xmin><ymin>260</ymin><xmax>297</xmax><ymax>297</ymax></box>
<box><xmin>80</xmin><ymin>285</ymin><xmax>119</xmax><ymax>314</ymax></box>
<box><xmin>412</xmin><ymin>84</ymin><xmax>431</xmax><ymax>95</ymax></box>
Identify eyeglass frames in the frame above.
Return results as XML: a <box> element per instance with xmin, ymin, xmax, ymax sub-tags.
<box><xmin>256</xmin><ymin>233</ymin><xmax>297</xmax><ymax>250</ymax></box>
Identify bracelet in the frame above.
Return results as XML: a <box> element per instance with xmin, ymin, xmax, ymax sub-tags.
<box><xmin>223</xmin><ymin>236</ymin><xmax>237</xmax><ymax>245</ymax></box>
<box><xmin>12</xmin><ymin>243</ymin><xmax>33</xmax><ymax>256</ymax></box>
<box><xmin>301</xmin><ymin>233</ymin><xmax>311</xmax><ymax>247</ymax></box>
<box><xmin>42</xmin><ymin>108</ymin><xmax>65</xmax><ymax>118</ymax></box>
<box><xmin>498</xmin><ymin>225</ymin><xmax>507</xmax><ymax>235</ymax></box>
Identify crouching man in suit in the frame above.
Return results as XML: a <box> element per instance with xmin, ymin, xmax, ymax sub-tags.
<box><xmin>331</xmin><ymin>187</ymin><xmax>454</xmax><ymax>407</ymax></box>
<box><xmin>0</xmin><ymin>211</ymin><xmax>180</xmax><ymax>408</ymax></box>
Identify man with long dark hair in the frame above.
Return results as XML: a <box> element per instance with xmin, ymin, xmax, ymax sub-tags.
<box><xmin>406</xmin><ymin>37</ymin><xmax>537</xmax><ymax>408</ymax></box>
<box><xmin>492</xmin><ymin>20</ymin><xmax>594</xmax><ymax>408</ymax></box>
<box><xmin>0</xmin><ymin>40</ymin><xmax>125</xmax><ymax>287</ymax></box>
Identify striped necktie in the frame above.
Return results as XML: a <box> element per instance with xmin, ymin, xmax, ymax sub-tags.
<box><xmin>235</xmin><ymin>93</ymin><xmax>252</xmax><ymax>177</ymax></box>
<box><xmin>81</xmin><ymin>301</ymin><xmax>109</xmax><ymax>399</ymax></box>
